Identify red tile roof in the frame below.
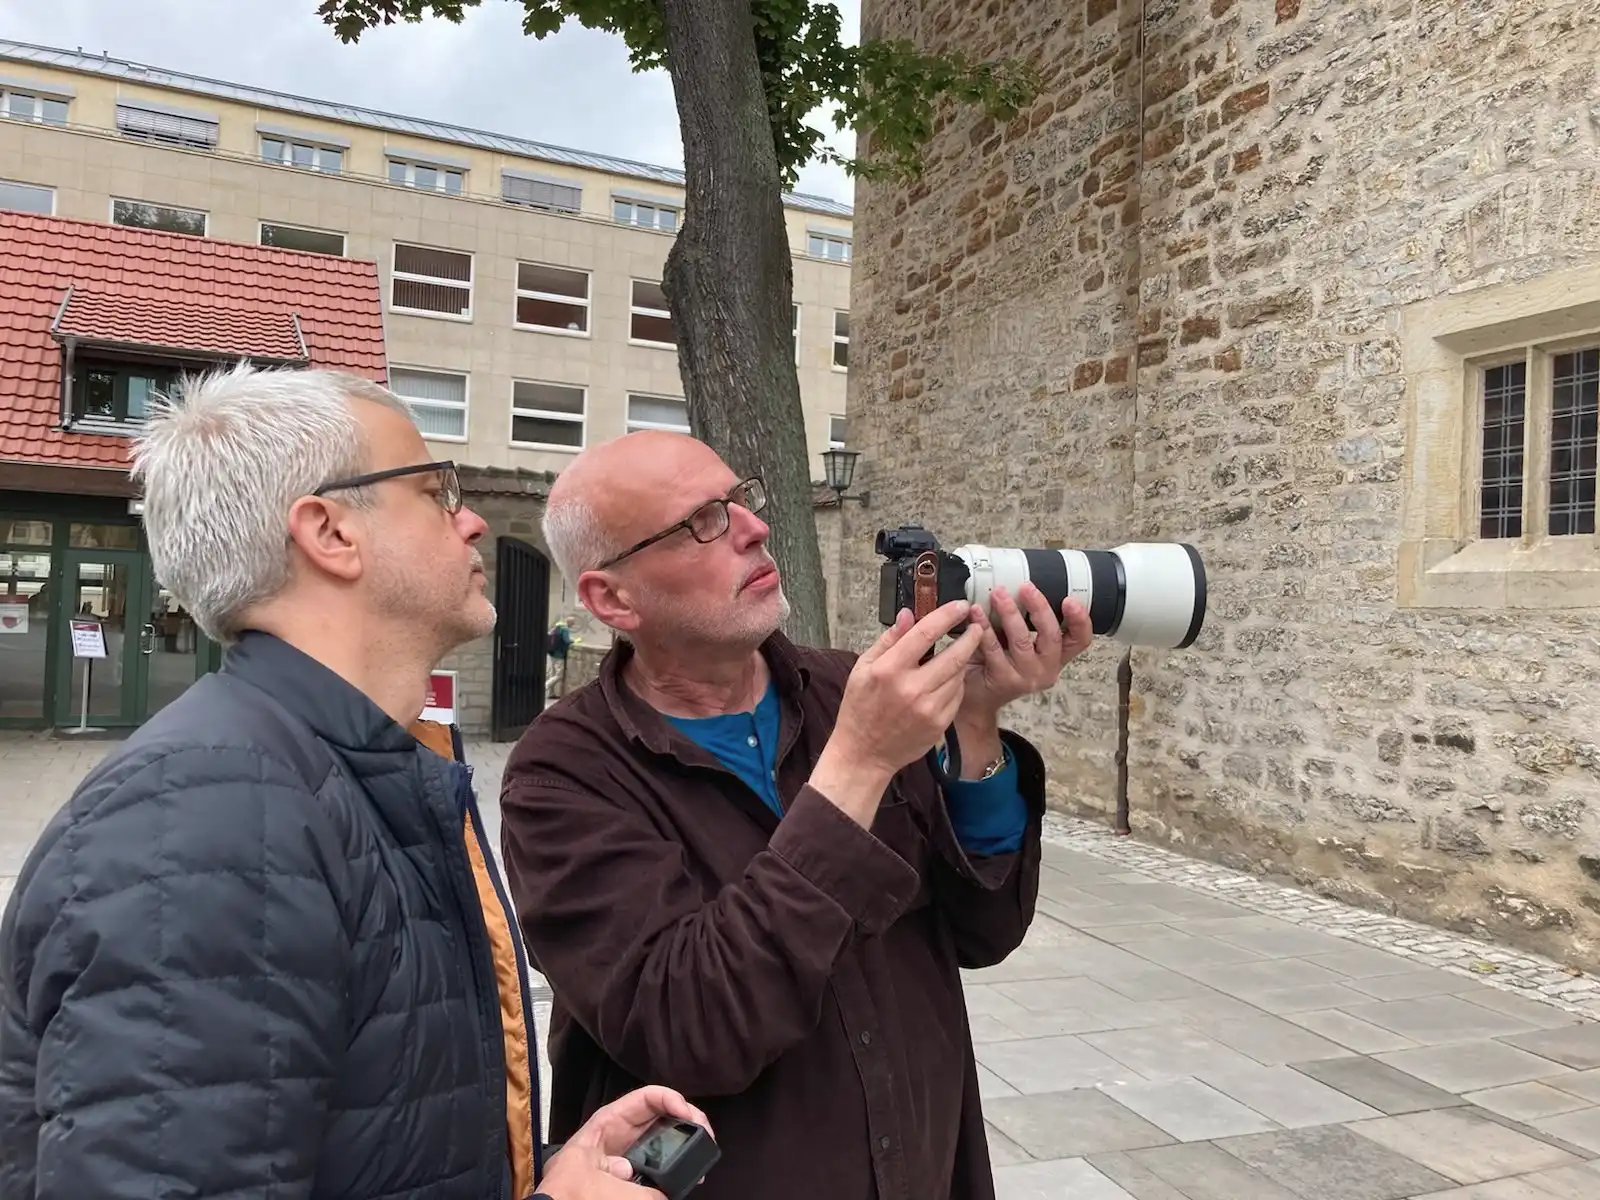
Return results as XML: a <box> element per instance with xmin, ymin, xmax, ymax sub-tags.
<box><xmin>0</xmin><ymin>212</ymin><xmax>387</xmax><ymax>471</ymax></box>
<box><xmin>53</xmin><ymin>289</ymin><xmax>310</xmax><ymax>363</ymax></box>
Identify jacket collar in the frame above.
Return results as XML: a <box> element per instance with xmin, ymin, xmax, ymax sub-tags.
<box><xmin>222</xmin><ymin>629</ymin><xmax>416</xmax><ymax>756</ymax></box>
<box><xmin>597</xmin><ymin>630</ymin><xmax>812</xmax><ymax>759</ymax></box>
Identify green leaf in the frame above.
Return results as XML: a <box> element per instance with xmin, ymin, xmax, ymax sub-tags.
<box><xmin>314</xmin><ymin>0</ymin><xmax>1038</xmax><ymax>185</ymax></box>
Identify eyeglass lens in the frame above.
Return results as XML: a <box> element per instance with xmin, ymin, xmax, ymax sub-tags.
<box><xmin>687</xmin><ymin>479</ymin><xmax>765</xmax><ymax>542</ymax></box>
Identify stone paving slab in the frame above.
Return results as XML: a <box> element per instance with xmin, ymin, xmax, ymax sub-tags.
<box><xmin>5</xmin><ymin>733</ymin><xmax>1600</xmax><ymax>1199</ymax></box>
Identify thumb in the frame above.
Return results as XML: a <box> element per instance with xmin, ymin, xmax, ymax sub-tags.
<box><xmin>604</xmin><ymin>1154</ymin><xmax>637</xmax><ymax>1181</ymax></box>
<box><xmin>858</xmin><ymin>608</ymin><xmax>912</xmax><ymax>665</ymax></box>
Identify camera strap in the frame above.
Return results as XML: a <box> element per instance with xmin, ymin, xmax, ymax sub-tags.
<box><xmin>912</xmin><ymin>550</ymin><xmax>962</xmax><ymax>787</ymax></box>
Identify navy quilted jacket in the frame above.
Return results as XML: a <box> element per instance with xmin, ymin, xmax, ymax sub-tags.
<box><xmin>0</xmin><ymin>631</ymin><xmax>540</xmax><ymax>1199</ymax></box>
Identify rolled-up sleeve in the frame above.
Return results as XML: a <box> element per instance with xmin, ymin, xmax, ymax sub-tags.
<box><xmin>922</xmin><ymin>729</ymin><xmax>1047</xmax><ymax>969</ymax></box>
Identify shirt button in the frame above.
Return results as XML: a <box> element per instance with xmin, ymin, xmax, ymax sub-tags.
<box><xmin>746</xmin><ymin>735</ymin><xmax>758</xmax><ymax>747</ymax></box>
<box><xmin>860</xmin><ymin>1030</ymin><xmax>873</xmax><ymax>1046</ymax></box>
<box><xmin>879</xmin><ymin>1136</ymin><xmax>891</xmax><ymax>1150</ymax></box>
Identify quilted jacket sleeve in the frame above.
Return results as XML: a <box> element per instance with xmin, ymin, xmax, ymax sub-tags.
<box><xmin>0</xmin><ymin>746</ymin><xmax>353</xmax><ymax>1199</ymax></box>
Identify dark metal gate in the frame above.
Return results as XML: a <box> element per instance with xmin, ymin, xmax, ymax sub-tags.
<box><xmin>491</xmin><ymin>536</ymin><xmax>551</xmax><ymax>741</ymax></box>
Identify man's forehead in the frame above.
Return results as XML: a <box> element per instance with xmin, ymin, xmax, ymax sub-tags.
<box><xmin>358</xmin><ymin>399</ymin><xmax>431</xmax><ymax>467</ymax></box>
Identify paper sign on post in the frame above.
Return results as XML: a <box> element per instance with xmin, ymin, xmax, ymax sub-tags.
<box><xmin>70</xmin><ymin>619</ymin><xmax>107</xmax><ymax>659</ymax></box>
<box><xmin>422</xmin><ymin>670</ymin><xmax>457</xmax><ymax>725</ymax></box>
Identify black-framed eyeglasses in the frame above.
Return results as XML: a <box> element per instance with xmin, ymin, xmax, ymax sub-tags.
<box><xmin>597</xmin><ymin>476</ymin><xmax>768</xmax><ymax>570</ymax></box>
<box><xmin>313</xmin><ymin>460</ymin><xmax>462</xmax><ymax>514</ymax></box>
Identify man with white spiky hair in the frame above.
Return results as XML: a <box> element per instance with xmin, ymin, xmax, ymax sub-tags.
<box><xmin>0</xmin><ymin>363</ymin><xmax>703</xmax><ymax>1200</ymax></box>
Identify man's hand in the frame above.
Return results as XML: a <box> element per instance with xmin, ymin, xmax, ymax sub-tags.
<box><xmin>538</xmin><ymin>1086</ymin><xmax>712</xmax><ymax>1199</ymax></box>
<box><xmin>536</xmin><ymin>1143</ymin><xmax>663</xmax><ymax>1199</ymax></box>
<box><xmin>810</xmin><ymin>599</ymin><xmax>986</xmax><ymax>825</ymax></box>
<box><xmin>957</xmin><ymin>585</ymin><xmax>1092</xmax><ymax>727</ymax></box>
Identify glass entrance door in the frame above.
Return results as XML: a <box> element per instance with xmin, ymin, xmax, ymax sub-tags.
<box><xmin>56</xmin><ymin>548</ymin><xmax>141</xmax><ymax>727</ymax></box>
<box><xmin>55</xmin><ymin>549</ymin><xmax>216</xmax><ymax>727</ymax></box>
<box><xmin>140</xmin><ymin>576</ymin><xmax>204</xmax><ymax>718</ymax></box>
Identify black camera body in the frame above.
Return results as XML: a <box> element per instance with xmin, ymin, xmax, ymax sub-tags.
<box><xmin>875</xmin><ymin>525</ymin><xmax>973</xmax><ymax>627</ymax></box>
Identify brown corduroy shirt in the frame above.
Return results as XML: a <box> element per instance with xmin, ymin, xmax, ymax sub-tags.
<box><xmin>497</xmin><ymin>632</ymin><xmax>1047</xmax><ymax>1200</ymax></box>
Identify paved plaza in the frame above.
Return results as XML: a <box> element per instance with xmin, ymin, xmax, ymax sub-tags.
<box><xmin>5</xmin><ymin>731</ymin><xmax>1600</xmax><ymax>1198</ymax></box>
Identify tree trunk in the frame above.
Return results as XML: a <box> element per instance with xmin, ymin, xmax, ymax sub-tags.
<box><xmin>655</xmin><ymin>0</ymin><xmax>832</xmax><ymax>648</ymax></box>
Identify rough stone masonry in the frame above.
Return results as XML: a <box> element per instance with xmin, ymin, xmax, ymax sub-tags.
<box><xmin>840</xmin><ymin>0</ymin><xmax>1600</xmax><ymax>967</ymax></box>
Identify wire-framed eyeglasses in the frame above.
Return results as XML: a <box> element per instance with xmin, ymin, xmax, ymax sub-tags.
<box><xmin>596</xmin><ymin>477</ymin><xmax>768</xmax><ymax>570</ymax></box>
<box><xmin>312</xmin><ymin>460</ymin><xmax>462</xmax><ymax>514</ymax></box>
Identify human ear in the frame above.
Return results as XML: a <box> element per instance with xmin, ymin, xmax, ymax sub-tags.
<box><xmin>577</xmin><ymin>570</ymin><xmax>640</xmax><ymax>633</ymax></box>
<box><xmin>285</xmin><ymin>496</ymin><xmax>364</xmax><ymax>583</ymax></box>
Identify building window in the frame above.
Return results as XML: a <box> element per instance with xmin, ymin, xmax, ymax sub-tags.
<box><xmin>1549</xmin><ymin>349</ymin><xmax>1599</xmax><ymax>537</ymax></box>
<box><xmin>111</xmin><ymin>198</ymin><xmax>207</xmax><ymax>237</ymax></box>
<box><xmin>1479</xmin><ymin>362</ymin><xmax>1526</xmax><ymax>540</ymax></box>
<box><xmin>808</xmin><ymin>232</ymin><xmax>852</xmax><ymax>262</ymax></box>
<box><xmin>627</xmin><ymin>393</ymin><xmax>690</xmax><ymax>434</ymax></box>
<box><xmin>1474</xmin><ymin>346</ymin><xmax>1600</xmax><ymax>541</ymax></box>
<box><xmin>114</xmin><ymin>101</ymin><xmax>219</xmax><ymax>150</ymax></box>
<box><xmin>829</xmin><ymin>414</ymin><xmax>848</xmax><ymax>449</ymax></box>
<box><xmin>71</xmin><ymin>360</ymin><xmax>179</xmax><ymax>427</ymax></box>
<box><xmin>510</xmin><ymin>381</ymin><xmax>586</xmax><ymax>451</ymax></box>
<box><xmin>833</xmin><ymin>310</ymin><xmax>850</xmax><ymax>370</ymax></box>
<box><xmin>388</xmin><ymin>158</ymin><xmax>464</xmax><ymax>195</ymax></box>
<box><xmin>515</xmin><ymin>263</ymin><xmax>590</xmax><ymax>334</ymax></box>
<box><xmin>1398</xmin><ymin>260</ymin><xmax>1600</xmax><ymax>611</ymax></box>
<box><xmin>0</xmin><ymin>179</ymin><xmax>54</xmax><ymax>215</ymax></box>
<box><xmin>630</xmin><ymin>280</ymin><xmax>676</xmax><ymax>347</ymax></box>
<box><xmin>614</xmin><ymin>198</ymin><xmax>678</xmax><ymax>232</ymax></box>
<box><xmin>260</xmin><ymin>222</ymin><xmax>345</xmax><ymax>256</ymax></box>
<box><xmin>503</xmin><ymin>173</ymin><xmax>581</xmax><ymax>213</ymax></box>
<box><xmin>2</xmin><ymin>89</ymin><xmax>68</xmax><ymax>125</ymax></box>
<box><xmin>260</xmin><ymin>136</ymin><xmax>343</xmax><ymax>174</ymax></box>
<box><xmin>391</xmin><ymin>243</ymin><xmax>473</xmax><ymax>319</ymax></box>
<box><xmin>390</xmin><ymin>367</ymin><xmax>468</xmax><ymax>442</ymax></box>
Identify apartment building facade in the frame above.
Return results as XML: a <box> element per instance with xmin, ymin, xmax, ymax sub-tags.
<box><xmin>0</xmin><ymin>40</ymin><xmax>855</xmax><ymax>736</ymax></box>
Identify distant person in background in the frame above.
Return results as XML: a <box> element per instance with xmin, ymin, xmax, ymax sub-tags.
<box><xmin>0</xmin><ymin>365</ymin><xmax>701</xmax><ymax>1200</ymax></box>
<box><xmin>547</xmin><ymin>615</ymin><xmax>575</xmax><ymax>697</ymax></box>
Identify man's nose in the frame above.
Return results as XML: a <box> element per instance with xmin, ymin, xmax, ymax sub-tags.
<box><xmin>456</xmin><ymin>505</ymin><xmax>489</xmax><ymax>544</ymax></box>
<box><xmin>728</xmin><ymin>503</ymin><xmax>770</xmax><ymax>549</ymax></box>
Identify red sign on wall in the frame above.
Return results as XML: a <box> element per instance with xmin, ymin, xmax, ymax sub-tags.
<box><xmin>422</xmin><ymin>671</ymin><xmax>457</xmax><ymax>724</ymax></box>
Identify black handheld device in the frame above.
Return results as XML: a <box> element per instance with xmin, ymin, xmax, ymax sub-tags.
<box><xmin>623</xmin><ymin>1117</ymin><xmax>721</xmax><ymax>1200</ymax></box>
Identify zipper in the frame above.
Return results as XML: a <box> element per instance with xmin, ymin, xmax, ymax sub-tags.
<box><xmin>459</xmin><ymin>763</ymin><xmax>546</xmax><ymax>1185</ymax></box>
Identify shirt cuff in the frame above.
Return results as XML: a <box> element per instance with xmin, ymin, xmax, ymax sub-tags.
<box><xmin>941</xmin><ymin>752</ymin><xmax>1027</xmax><ymax>855</ymax></box>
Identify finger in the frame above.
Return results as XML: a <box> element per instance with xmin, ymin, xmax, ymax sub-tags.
<box><xmin>970</xmin><ymin>604</ymin><xmax>1023</xmax><ymax>682</ymax></box>
<box><xmin>929</xmin><ymin>672</ymin><xmax>972</xmax><ymax>730</ymax></box>
<box><xmin>1019</xmin><ymin>582</ymin><xmax>1062</xmax><ymax>654</ymax></box>
<box><xmin>857</xmin><ymin>607</ymin><xmax>913</xmax><ymax>665</ymax></box>
<box><xmin>1060</xmin><ymin>597</ymin><xmax>1093</xmax><ymax>653</ymax></box>
<box><xmin>918</xmin><ymin>620</ymin><xmax>986</xmax><ymax>688</ymax></box>
<box><xmin>882</xmin><ymin>599</ymin><xmax>975</xmax><ymax>669</ymax></box>
<box><xmin>990</xmin><ymin>585</ymin><xmax>1034</xmax><ymax>658</ymax></box>
<box><xmin>605</xmin><ymin>1154</ymin><xmax>637</xmax><ymax>1181</ymax></box>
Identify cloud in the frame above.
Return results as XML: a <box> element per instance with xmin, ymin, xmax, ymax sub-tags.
<box><xmin>6</xmin><ymin>0</ymin><xmax>860</xmax><ymax>203</ymax></box>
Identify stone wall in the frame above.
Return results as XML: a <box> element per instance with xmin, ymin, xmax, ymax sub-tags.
<box><xmin>846</xmin><ymin>0</ymin><xmax>1600</xmax><ymax>966</ymax></box>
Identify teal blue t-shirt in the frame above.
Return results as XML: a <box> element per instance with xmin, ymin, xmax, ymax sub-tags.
<box><xmin>664</xmin><ymin>681</ymin><xmax>1026</xmax><ymax>855</ymax></box>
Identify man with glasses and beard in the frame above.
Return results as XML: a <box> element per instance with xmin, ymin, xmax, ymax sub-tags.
<box><xmin>498</xmin><ymin>430</ymin><xmax>1094</xmax><ymax>1200</ymax></box>
<box><xmin>0</xmin><ymin>365</ymin><xmax>703</xmax><ymax>1199</ymax></box>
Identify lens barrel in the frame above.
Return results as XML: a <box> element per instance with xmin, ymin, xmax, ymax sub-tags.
<box><xmin>952</xmin><ymin>542</ymin><xmax>1206</xmax><ymax>650</ymax></box>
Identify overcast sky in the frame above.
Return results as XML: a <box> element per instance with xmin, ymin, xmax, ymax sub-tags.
<box><xmin>6</xmin><ymin>0</ymin><xmax>860</xmax><ymax>204</ymax></box>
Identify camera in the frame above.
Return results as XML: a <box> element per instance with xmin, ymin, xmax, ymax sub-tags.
<box><xmin>622</xmin><ymin>1117</ymin><xmax>720</xmax><ymax>1200</ymax></box>
<box><xmin>875</xmin><ymin>525</ymin><xmax>1207</xmax><ymax>650</ymax></box>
